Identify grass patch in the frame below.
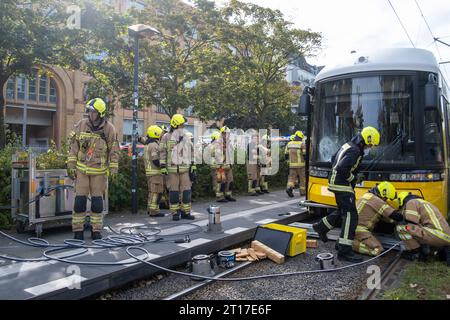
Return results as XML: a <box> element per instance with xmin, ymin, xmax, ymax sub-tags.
<box><xmin>383</xmin><ymin>261</ymin><xmax>450</xmax><ymax>300</ymax></box>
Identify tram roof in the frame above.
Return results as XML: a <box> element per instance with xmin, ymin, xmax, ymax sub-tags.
<box><xmin>315</xmin><ymin>48</ymin><xmax>440</xmax><ymax>82</ymax></box>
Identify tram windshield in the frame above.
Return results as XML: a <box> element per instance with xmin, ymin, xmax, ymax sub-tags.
<box><xmin>311</xmin><ymin>73</ymin><xmax>444</xmax><ymax>168</ymax></box>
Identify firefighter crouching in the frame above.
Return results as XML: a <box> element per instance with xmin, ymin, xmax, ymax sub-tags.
<box><xmin>396</xmin><ymin>192</ymin><xmax>450</xmax><ymax>263</ymax></box>
<box><xmin>285</xmin><ymin>131</ymin><xmax>306</xmax><ymax>197</ymax></box>
<box><xmin>313</xmin><ymin>126</ymin><xmax>380</xmax><ymax>262</ymax></box>
<box><xmin>143</xmin><ymin>125</ymin><xmax>165</xmax><ymax>217</ymax></box>
<box><xmin>160</xmin><ymin>114</ymin><xmax>196</xmax><ymax>221</ymax></box>
<box><xmin>67</xmin><ymin>98</ymin><xmax>119</xmax><ymax>240</ymax></box>
<box><xmin>353</xmin><ymin>182</ymin><xmax>403</xmax><ymax>256</ymax></box>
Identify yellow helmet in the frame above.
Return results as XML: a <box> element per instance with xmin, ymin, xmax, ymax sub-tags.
<box><xmin>86</xmin><ymin>98</ymin><xmax>106</xmax><ymax>118</ymax></box>
<box><xmin>147</xmin><ymin>125</ymin><xmax>163</xmax><ymax>139</ymax></box>
<box><xmin>211</xmin><ymin>131</ymin><xmax>221</xmax><ymax>141</ymax></box>
<box><xmin>220</xmin><ymin>126</ymin><xmax>230</xmax><ymax>133</ymax></box>
<box><xmin>295</xmin><ymin>131</ymin><xmax>305</xmax><ymax>140</ymax></box>
<box><xmin>361</xmin><ymin>126</ymin><xmax>380</xmax><ymax>146</ymax></box>
<box><xmin>397</xmin><ymin>192</ymin><xmax>411</xmax><ymax>207</ymax></box>
<box><xmin>289</xmin><ymin>135</ymin><xmax>295</xmax><ymax>141</ymax></box>
<box><xmin>376</xmin><ymin>181</ymin><xmax>397</xmax><ymax>200</ymax></box>
<box><xmin>170</xmin><ymin>114</ymin><xmax>187</xmax><ymax>128</ymax></box>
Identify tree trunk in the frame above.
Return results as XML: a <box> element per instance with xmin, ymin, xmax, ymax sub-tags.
<box><xmin>0</xmin><ymin>78</ymin><xmax>6</xmax><ymax>149</ymax></box>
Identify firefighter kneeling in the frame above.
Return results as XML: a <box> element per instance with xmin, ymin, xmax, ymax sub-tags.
<box><xmin>353</xmin><ymin>182</ymin><xmax>403</xmax><ymax>256</ymax></box>
<box><xmin>67</xmin><ymin>98</ymin><xmax>119</xmax><ymax>240</ymax></box>
<box><xmin>396</xmin><ymin>192</ymin><xmax>450</xmax><ymax>263</ymax></box>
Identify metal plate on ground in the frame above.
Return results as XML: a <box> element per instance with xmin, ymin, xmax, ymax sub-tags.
<box><xmin>253</xmin><ymin>226</ymin><xmax>292</xmax><ymax>255</ymax></box>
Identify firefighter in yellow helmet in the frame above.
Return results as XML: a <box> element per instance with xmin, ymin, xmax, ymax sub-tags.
<box><xmin>258</xmin><ymin>134</ymin><xmax>271</xmax><ymax>193</ymax></box>
<box><xmin>313</xmin><ymin>126</ymin><xmax>380</xmax><ymax>262</ymax></box>
<box><xmin>396</xmin><ymin>192</ymin><xmax>450</xmax><ymax>262</ymax></box>
<box><xmin>159</xmin><ymin>114</ymin><xmax>196</xmax><ymax>220</ymax></box>
<box><xmin>143</xmin><ymin>125</ymin><xmax>165</xmax><ymax>217</ymax></box>
<box><xmin>67</xmin><ymin>98</ymin><xmax>119</xmax><ymax>240</ymax></box>
<box><xmin>285</xmin><ymin>130</ymin><xmax>306</xmax><ymax>197</ymax></box>
<box><xmin>353</xmin><ymin>182</ymin><xmax>403</xmax><ymax>256</ymax></box>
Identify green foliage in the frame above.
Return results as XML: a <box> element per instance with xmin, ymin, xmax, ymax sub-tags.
<box><xmin>36</xmin><ymin>140</ymin><xmax>69</xmax><ymax>170</ymax></box>
<box><xmin>383</xmin><ymin>261</ymin><xmax>450</xmax><ymax>300</ymax></box>
<box><xmin>0</xmin><ymin>144</ymin><xmax>18</xmax><ymax>229</ymax></box>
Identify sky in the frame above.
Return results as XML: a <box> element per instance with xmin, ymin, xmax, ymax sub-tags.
<box><xmin>212</xmin><ymin>0</ymin><xmax>450</xmax><ymax>81</ymax></box>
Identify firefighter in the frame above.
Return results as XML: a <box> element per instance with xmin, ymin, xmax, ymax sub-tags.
<box><xmin>143</xmin><ymin>125</ymin><xmax>165</xmax><ymax>217</ymax></box>
<box><xmin>285</xmin><ymin>131</ymin><xmax>306</xmax><ymax>197</ymax></box>
<box><xmin>160</xmin><ymin>114</ymin><xmax>196</xmax><ymax>221</ymax></box>
<box><xmin>353</xmin><ymin>182</ymin><xmax>403</xmax><ymax>256</ymax></box>
<box><xmin>313</xmin><ymin>126</ymin><xmax>380</xmax><ymax>262</ymax></box>
<box><xmin>396</xmin><ymin>192</ymin><xmax>450</xmax><ymax>262</ymax></box>
<box><xmin>258</xmin><ymin>134</ymin><xmax>271</xmax><ymax>193</ymax></box>
<box><xmin>247</xmin><ymin>133</ymin><xmax>262</xmax><ymax>196</ymax></box>
<box><xmin>158</xmin><ymin>124</ymin><xmax>170</xmax><ymax>210</ymax></box>
<box><xmin>67</xmin><ymin>98</ymin><xmax>119</xmax><ymax>240</ymax></box>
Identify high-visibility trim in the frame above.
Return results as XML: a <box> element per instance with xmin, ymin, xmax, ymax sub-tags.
<box><xmin>329</xmin><ymin>143</ymin><xmax>351</xmax><ymax>185</ymax></box>
<box><xmin>339</xmin><ymin>238</ymin><xmax>353</xmax><ymax>246</ymax></box>
<box><xmin>322</xmin><ymin>217</ymin><xmax>333</xmax><ymax>230</ymax></box>
<box><xmin>109</xmin><ymin>162</ymin><xmax>118</xmax><ymax>168</ymax></box>
<box><xmin>405</xmin><ymin>210</ymin><xmax>420</xmax><ymax>219</ymax></box>
<box><xmin>76</xmin><ymin>162</ymin><xmax>107</xmax><ymax>175</ymax></box>
<box><xmin>328</xmin><ymin>184</ymin><xmax>354</xmax><ymax>193</ymax></box>
<box><xmin>146</xmin><ymin>169</ymin><xmax>161</xmax><ymax>175</ymax></box>
<box><xmin>377</xmin><ymin>204</ymin><xmax>389</xmax><ymax>216</ymax></box>
<box><xmin>421</xmin><ymin>201</ymin><xmax>443</xmax><ymax>231</ymax></box>
<box><xmin>67</xmin><ymin>156</ymin><xmax>77</xmax><ymax>162</ymax></box>
<box><xmin>356</xmin><ymin>199</ymin><xmax>368</xmax><ymax>214</ymax></box>
<box><xmin>343</xmin><ymin>211</ymin><xmax>351</xmax><ymax>241</ymax></box>
<box><xmin>424</xmin><ymin>227</ymin><xmax>450</xmax><ymax>243</ymax></box>
<box><xmin>356</xmin><ymin>226</ymin><xmax>370</xmax><ymax>233</ymax></box>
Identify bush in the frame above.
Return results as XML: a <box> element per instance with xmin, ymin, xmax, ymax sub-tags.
<box><xmin>0</xmin><ymin>144</ymin><xmax>18</xmax><ymax>229</ymax></box>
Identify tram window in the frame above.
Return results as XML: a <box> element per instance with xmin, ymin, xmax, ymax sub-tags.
<box><xmin>423</xmin><ymin>109</ymin><xmax>443</xmax><ymax>163</ymax></box>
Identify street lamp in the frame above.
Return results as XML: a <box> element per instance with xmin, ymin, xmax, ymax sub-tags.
<box><xmin>128</xmin><ymin>24</ymin><xmax>161</xmax><ymax>214</ymax></box>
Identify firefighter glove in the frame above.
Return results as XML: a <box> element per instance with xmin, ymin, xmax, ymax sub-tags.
<box><xmin>67</xmin><ymin>168</ymin><xmax>76</xmax><ymax>180</ymax></box>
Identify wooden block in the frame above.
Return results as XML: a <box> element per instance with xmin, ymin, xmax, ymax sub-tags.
<box><xmin>247</xmin><ymin>248</ymin><xmax>259</xmax><ymax>260</ymax></box>
<box><xmin>247</xmin><ymin>256</ymin><xmax>256</xmax><ymax>262</ymax></box>
<box><xmin>236</xmin><ymin>257</ymin><xmax>248</xmax><ymax>261</ymax></box>
<box><xmin>231</xmin><ymin>248</ymin><xmax>241</xmax><ymax>254</ymax></box>
<box><xmin>254</xmin><ymin>251</ymin><xmax>267</xmax><ymax>259</ymax></box>
<box><xmin>251</xmin><ymin>240</ymin><xmax>284</xmax><ymax>264</ymax></box>
<box><xmin>306</xmin><ymin>239</ymin><xmax>318</xmax><ymax>248</ymax></box>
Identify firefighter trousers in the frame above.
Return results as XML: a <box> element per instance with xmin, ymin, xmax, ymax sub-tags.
<box><xmin>147</xmin><ymin>175</ymin><xmax>164</xmax><ymax>215</ymax></box>
<box><xmin>353</xmin><ymin>229</ymin><xmax>384</xmax><ymax>256</ymax></box>
<box><xmin>166</xmin><ymin>172</ymin><xmax>192</xmax><ymax>215</ymax></box>
<box><xmin>211</xmin><ymin>167</ymin><xmax>234</xmax><ymax>199</ymax></box>
<box><xmin>287</xmin><ymin>167</ymin><xmax>305</xmax><ymax>195</ymax></box>
<box><xmin>318</xmin><ymin>191</ymin><xmax>358</xmax><ymax>249</ymax></box>
<box><xmin>72</xmin><ymin>171</ymin><xmax>106</xmax><ymax>232</ymax></box>
<box><xmin>396</xmin><ymin>224</ymin><xmax>450</xmax><ymax>250</ymax></box>
<box><xmin>247</xmin><ymin>164</ymin><xmax>260</xmax><ymax>194</ymax></box>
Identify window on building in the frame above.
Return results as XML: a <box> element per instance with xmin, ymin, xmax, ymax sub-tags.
<box><xmin>184</xmin><ymin>105</ymin><xmax>194</xmax><ymax>117</ymax></box>
<box><xmin>156</xmin><ymin>105</ymin><xmax>165</xmax><ymax>113</ymax></box>
<box><xmin>49</xmin><ymin>80</ymin><xmax>57</xmax><ymax>103</ymax></box>
<box><xmin>39</xmin><ymin>76</ymin><xmax>48</xmax><ymax>103</ymax></box>
<box><xmin>17</xmin><ymin>75</ymin><xmax>26</xmax><ymax>100</ymax></box>
<box><xmin>6</xmin><ymin>78</ymin><xmax>14</xmax><ymax>100</ymax></box>
<box><xmin>28</xmin><ymin>76</ymin><xmax>36</xmax><ymax>101</ymax></box>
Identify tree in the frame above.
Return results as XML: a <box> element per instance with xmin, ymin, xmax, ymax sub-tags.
<box><xmin>0</xmin><ymin>0</ymin><xmax>132</xmax><ymax>147</ymax></box>
<box><xmin>192</xmin><ymin>0</ymin><xmax>322</xmax><ymax>131</ymax></box>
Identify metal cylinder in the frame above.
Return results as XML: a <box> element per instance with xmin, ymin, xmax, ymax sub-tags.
<box><xmin>190</xmin><ymin>254</ymin><xmax>215</xmax><ymax>279</ymax></box>
<box><xmin>316</xmin><ymin>252</ymin><xmax>335</xmax><ymax>270</ymax></box>
<box><xmin>208</xmin><ymin>205</ymin><xmax>220</xmax><ymax>224</ymax></box>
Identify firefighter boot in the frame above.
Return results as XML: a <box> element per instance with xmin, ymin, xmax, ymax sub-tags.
<box><xmin>225</xmin><ymin>195</ymin><xmax>236</xmax><ymax>202</ymax></box>
<box><xmin>180</xmin><ymin>209</ymin><xmax>195</xmax><ymax>220</ymax></box>
<box><xmin>91</xmin><ymin>231</ymin><xmax>102</xmax><ymax>240</ymax></box>
<box><xmin>418</xmin><ymin>245</ymin><xmax>431</xmax><ymax>262</ymax></box>
<box><xmin>313</xmin><ymin>222</ymin><xmax>329</xmax><ymax>243</ymax></box>
<box><xmin>74</xmin><ymin>231</ymin><xmax>84</xmax><ymax>241</ymax></box>
<box><xmin>337</xmin><ymin>244</ymin><xmax>363</xmax><ymax>263</ymax></box>
<box><xmin>401</xmin><ymin>248</ymin><xmax>420</xmax><ymax>261</ymax></box>
<box><xmin>286</xmin><ymin>187</ymin><xmax>294</xmax><ymax>198</ymax></box>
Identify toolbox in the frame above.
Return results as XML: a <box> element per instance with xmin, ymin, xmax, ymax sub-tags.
<box><xmin>262</xmin><ymin>223</ymin><xmax>307</xmax><ymax>256</ymax></box>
